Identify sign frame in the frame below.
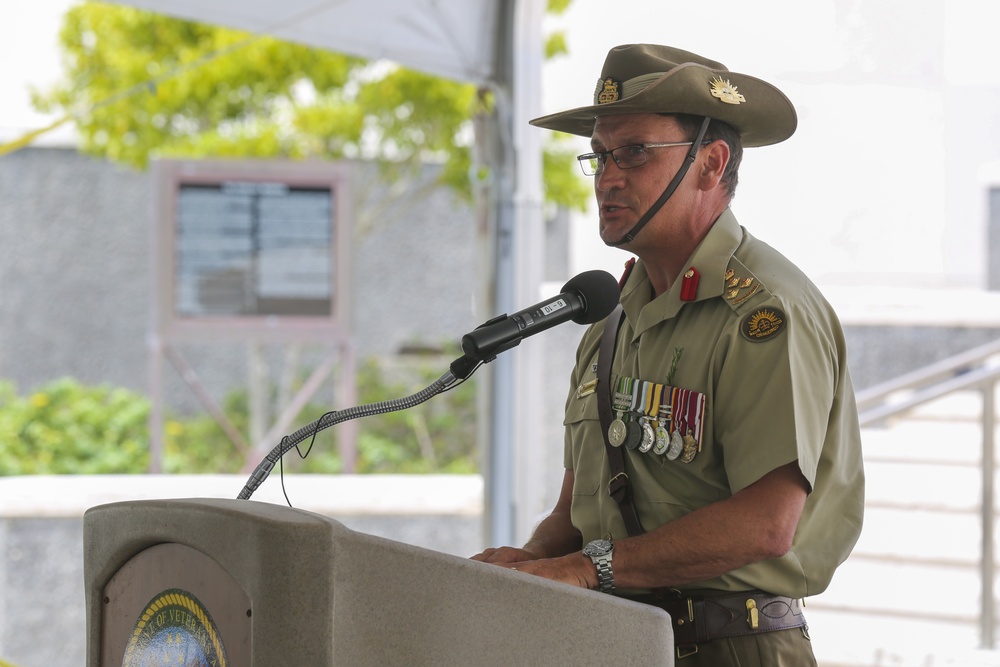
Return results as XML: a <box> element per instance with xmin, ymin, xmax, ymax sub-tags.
<box><xmin>151</xmin><ymin>158</ymin><xmax>353</xmax><ymax>343</ymax></box>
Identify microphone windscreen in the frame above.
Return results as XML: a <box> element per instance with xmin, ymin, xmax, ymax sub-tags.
<box><xmin>562</xmin><ymin>270</ymin><xmax>621</xmax><ymax>324</ymax></box>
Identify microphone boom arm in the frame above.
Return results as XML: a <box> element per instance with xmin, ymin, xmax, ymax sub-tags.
<box><xmin>236</xmin><ymin>367</ymin><xmax>467</xmax><ymax>500</ymax></box>
<box><xmin>236</xmin><ymin>269</ymin><xmax>620</xmax><ymax>500</ymax></box>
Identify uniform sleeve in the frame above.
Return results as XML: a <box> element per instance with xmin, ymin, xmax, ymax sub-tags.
<box><xmin>712</xmin><ymin>296</ymin><xmax>838</xmax><ymax>493</ymax></box>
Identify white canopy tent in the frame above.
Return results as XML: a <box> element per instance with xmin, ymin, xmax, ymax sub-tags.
<box><xmin>108</xmin><ymin>0</ymin><xmax>504</xmax><ymax>84</ymax></box>
<box><xmin>107</xmin><ymin>0</ymin><xmax>549</xmax><ymax>547</ymax></box>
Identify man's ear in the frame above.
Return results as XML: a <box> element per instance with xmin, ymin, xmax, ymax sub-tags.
<box><xmin>698</xmin><ymin>140</ymin><xmax>730</xmax><ymax>191</ymax></box>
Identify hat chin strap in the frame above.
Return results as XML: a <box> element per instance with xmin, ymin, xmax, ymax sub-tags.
<box><xmin>607</xmin><ymin>116</ymin><xmax>711</xmax><ymax>247</ymax></box>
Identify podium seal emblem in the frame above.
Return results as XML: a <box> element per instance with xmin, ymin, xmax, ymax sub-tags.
<box><xmin>122</xmin><ymin>588</ymin><xmax>228</xmax><ymax>667</ymax></box>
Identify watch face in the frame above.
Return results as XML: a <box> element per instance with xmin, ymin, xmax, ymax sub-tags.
<box><xmin>584</xmin><ymin>539</ymin><xmax>613</xmax><ymax>557</ymax></box>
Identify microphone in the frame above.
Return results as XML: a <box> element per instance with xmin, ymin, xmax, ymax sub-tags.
<box><xmin>461</xmin><ymin>269</ymin><xmax>620</xmax><ymax>362</ymax></box>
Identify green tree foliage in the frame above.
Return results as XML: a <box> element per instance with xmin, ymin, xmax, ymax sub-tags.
<box><xmin>32</xmin><ymin>1</ymin><xmax>590</xmax><ymax>211</ymax></box>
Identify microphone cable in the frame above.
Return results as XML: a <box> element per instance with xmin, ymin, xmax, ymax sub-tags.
<box><xmin>236</xmin><ymin>362</ymin><xmax>480</xmax><ymax>502</ymax></box>
<box><xmin>235</xmin><ymin>267</ymin><xmax>618</xmax><ymax>502</ymax></box>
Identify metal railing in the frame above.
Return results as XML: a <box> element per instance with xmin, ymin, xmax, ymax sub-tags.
<box><xmin>852</xmin><ymin>338</ymin><xmax>1000</xmax><ymax>648</ymax></box>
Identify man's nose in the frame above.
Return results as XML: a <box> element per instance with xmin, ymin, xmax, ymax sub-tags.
<box><xmin>595</xmin><ymin>158</ymin><xmax>627</xmax><ymax>190</ymax></box>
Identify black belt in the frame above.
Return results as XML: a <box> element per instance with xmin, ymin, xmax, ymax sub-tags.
<box><xmin>628</xmin><ymin>590</ymin><xmax>808</xmax><ymax>652</ymax></box>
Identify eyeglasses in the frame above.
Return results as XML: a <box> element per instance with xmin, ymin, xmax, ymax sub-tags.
<box><xmin>576</xmin><ymin>141</ymin><xmax>699</xmax><ymax>176</ymax></box>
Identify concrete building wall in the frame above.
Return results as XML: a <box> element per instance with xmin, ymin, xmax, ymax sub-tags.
<box><xmin>0</xmin><ymin>147</ymin><xmax>492</xmax><ymax>406</ymax></box>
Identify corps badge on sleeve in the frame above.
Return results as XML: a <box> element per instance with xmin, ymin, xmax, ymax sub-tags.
<box><xmin>740</xmin><ymin>307</ymin><xmax>786</xmax><ymax>342</ymax></box>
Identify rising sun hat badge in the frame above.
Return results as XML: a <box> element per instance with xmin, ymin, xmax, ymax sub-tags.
<box><xmin>710</xmin><ymin>77</ymin><xmax>746</xmax><ymax>105</ymax></box>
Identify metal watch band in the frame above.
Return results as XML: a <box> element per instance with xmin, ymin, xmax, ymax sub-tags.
<box><xmin>594</xmin><ymin>556</ymin><xmax>614</xmax><ymax>593</ymax></box>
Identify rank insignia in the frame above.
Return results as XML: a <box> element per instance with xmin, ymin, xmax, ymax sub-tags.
<box><xmin>740</xmin><ymin>307</ymin><xmax>787</xmax><ymax>342</ymax></box>
<box><xmin>724</xmin><ymin>271</ymin><xmax>761</xmax><ymax>306</ymax></box>
<box><xmin>710</xmin><ymin>77</ymin><xmax>746</xmax><ymax>105</ymax></box>
<box><xmin>597</xmin><ymin>77</ymin><xmax>621</xmax><ymax>104</ymax></box>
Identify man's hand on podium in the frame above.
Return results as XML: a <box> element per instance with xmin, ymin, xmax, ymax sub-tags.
<box><xmin>471</xmin><ymin>547</ymin><xmax>598</xmax><ymax>591</ymax></box>
<box><xmin>470</xmin><ymin>545</ymin><xmax>539</xmax><ymax>565</ymax></box>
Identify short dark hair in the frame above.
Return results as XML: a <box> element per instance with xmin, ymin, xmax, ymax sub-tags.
<box><xmin>672</xmin><ymin>114</ymin><xmax>743</xmax><ymax>200</ymax></box>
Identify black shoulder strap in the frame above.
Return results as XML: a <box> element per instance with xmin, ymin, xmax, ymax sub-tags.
<box><xmin>596</xmin><ymin>304</ymin><xmax>644</xmax><ymax>537</ymax></box>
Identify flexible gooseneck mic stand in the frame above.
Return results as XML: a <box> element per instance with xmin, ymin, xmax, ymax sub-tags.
<box><xmin>236</xmin><ymin>354</ymin><xmax>480</xmax><ymax>501</ymax></box>
<box><xmin>236</xmin><ymin>269</ymin><xmax>620</xmax><ymax>501</ymax></box>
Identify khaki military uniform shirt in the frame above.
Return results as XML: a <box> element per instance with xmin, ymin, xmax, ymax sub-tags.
<box><xmin>563</xmin><ymin>208</ymin><xmax>864</xmax><ymax>598</ymax></box>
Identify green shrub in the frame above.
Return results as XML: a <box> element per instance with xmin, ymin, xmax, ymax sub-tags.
<box><xmin>162</xmin><ymin>388</ymin><xmax>250</xmax><ymax>474</ymax></box>
<box><xmin>283</xmin><ymin>354</ymin><xmax>479</xmax><ymax>474</ymax></box>
<box><xmin>0</xmin><ymin>378</ymin><xmax>149</xmax><ymax>474</ymax></box>
<box><xmin>0</xmin><ymin>354</ymin><xmax>479</xmax><ymax>475</ymax></box>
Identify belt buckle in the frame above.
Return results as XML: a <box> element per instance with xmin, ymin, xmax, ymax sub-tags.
<box><xmin>676</xmin><ymin>645</ymin><xmax>699</xmax><ymax>660</ymax></box>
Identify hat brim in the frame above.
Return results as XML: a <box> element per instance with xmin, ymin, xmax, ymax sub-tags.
<box><xmin>530</xmin><ymin>63</ymin><xmax>797</xmax><ymax>147</ymax></box>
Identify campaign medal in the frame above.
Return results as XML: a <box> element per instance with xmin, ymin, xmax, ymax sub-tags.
<box><xmin>666</xmin><ymin>430</ymin><xmax>685</xmax><ymax>460</ymax></box>
<box><xmin>640</xmin><ymin>421</ymin><xmax>655</xmax><ymax>453</ymax></box>
<box><xmin>608</xmin><ymin>376</ymin><xmax>632</xmax><ymax>447</ymax></box>
<box><xmin>653</xmin><ymin>422</ymin><xmax>670</xmax><ymax>455</ymax></box>
<box><xmin>639</xmin><ymin>382</ymin><xmax>656</xmax><ymax>454</ymax></box>
<box><xmin>608</xmin><ymin>419</ymin><xmax>627</xmax><ymax>448</ymax></box>
<box><xmin>623</xmin><ymin>421</ymin><xmax>643</xmax><ymax>450</ymax></box>
<box><xmin>675</xmin><ymin>388</ymin><xmax>706</xmax><ymax>464</ymax></box>
<box><xmin>622</xmin><ymin>378</ymin><xmax>644</xmax><ymax>450</ymax></box>
<box><xmin>658</xmin><ymin>387</ymin><xmax>684</xmax><ymax>461</ymax></box>
<box><xmin>680</xmin><ymin>434</ymin><xmax>698</xmax><ymax>464</ymax></box>
<box><xmin>666</xmin><ymin>431</ymin><xmax>684</xmax><ymax>461</ymax></box>
<box><xmin>673</xmin><ymin>388</ymin><xmax>693</xmax><ymax>463</ymax></box>
<box><xmin>653</xmin><ymin>394</ymin><xmax>672</xmax><ymax>455</ymax></box>
<box><xmin>637</xmin><ymin>382</ymin><xmax>658</xmax><ymax>453</ymax></box>
<box><xmin>661</xmin><ymin>387</ymin><xmax>686</xmax><ymax>461</ymax></box>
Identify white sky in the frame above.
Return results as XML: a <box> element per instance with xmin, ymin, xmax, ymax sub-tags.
<box><xmin>0</xmin><ymin>0</ymin><xmax>77</xmax><ymax>142</ymax></box>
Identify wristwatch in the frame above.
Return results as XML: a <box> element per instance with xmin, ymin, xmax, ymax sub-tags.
<box><xmin>583</xmin><ymin>538</ymin><xmax>615</xmax><ymax>593</ymax></box>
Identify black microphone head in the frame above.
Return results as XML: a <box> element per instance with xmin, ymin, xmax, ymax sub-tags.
<box><xmin>562</xmin><ymin>270</ymin><xmax>621</xmax><ymax>324</ymax></box>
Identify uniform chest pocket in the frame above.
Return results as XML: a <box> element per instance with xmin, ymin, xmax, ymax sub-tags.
<box><xmin>564</xmin><ymin>392</ymin><xmax>604</xmax><ymax>496</ymax></box>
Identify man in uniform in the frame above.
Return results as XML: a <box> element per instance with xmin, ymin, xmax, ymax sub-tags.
<box><xmin>472</xmin><ymin>43</ymin><xmax>865</xmax><ymax>665</ymax></box>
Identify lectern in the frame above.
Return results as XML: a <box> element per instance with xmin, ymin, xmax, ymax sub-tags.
<box><xmin>84</xmin><ymin>498</ymin><xmax>674</xmax><ymax>666</ymax></box>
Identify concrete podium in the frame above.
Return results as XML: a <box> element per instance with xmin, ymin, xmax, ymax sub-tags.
<box><xmin>84</xmin><ymin>498</ymin><xmax>674</xmax><ymax>665</ymax></box>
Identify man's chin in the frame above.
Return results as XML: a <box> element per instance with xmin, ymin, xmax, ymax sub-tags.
<box><xmin>599</xmin><ymin>223</ymin><xmax>633</xmax><ymax>248</ymax></box>
<box><xmin>598</xmin><ymin>221</ymin><xmax>617</xmax><ymax>244</ymax></box>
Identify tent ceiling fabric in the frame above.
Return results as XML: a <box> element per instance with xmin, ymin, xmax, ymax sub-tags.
<box><xmin>107</xmin><ymin>0</ymin><xmax>501</xmax><ymax>84</ymax></box>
